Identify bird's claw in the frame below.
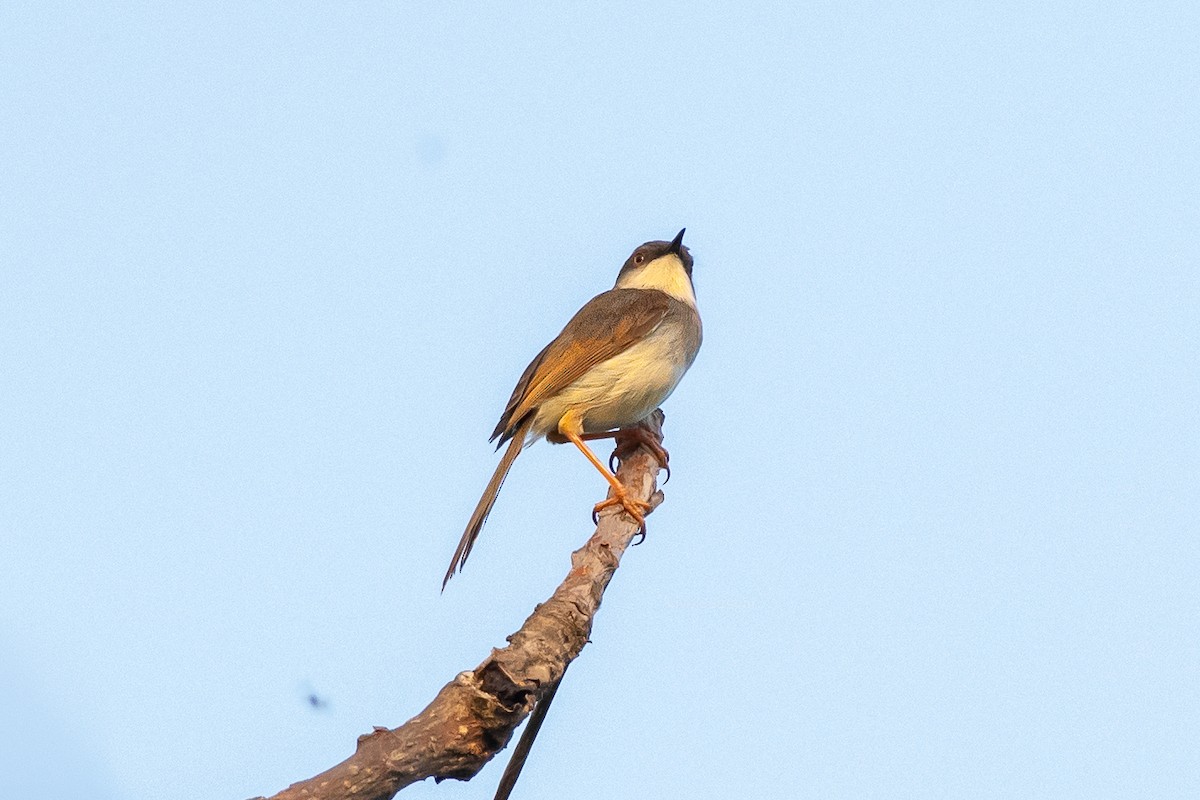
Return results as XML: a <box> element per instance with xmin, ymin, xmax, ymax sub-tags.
<box><xmin>609</xmin><ymin>428</ymin><xmax>671</xmax><ymax>482</ymax></box>
<box><xmin>592</xmin><ymin>492</ymin><xmax>651</xmax><ymax>536</ymax></box>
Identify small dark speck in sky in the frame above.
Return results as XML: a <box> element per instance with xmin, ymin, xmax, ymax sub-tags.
<box><xmin>301</xmin><ymin>684</ymin><xmax>331</xmax><ymax>712</ymax></box>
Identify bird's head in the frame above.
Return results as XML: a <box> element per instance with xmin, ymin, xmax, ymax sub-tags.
<box><xmin>614</xmin><ymin>229</ymin><xmax>695</xmax><ymax>304</ymax></box>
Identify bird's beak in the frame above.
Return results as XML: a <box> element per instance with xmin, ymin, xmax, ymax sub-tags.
<box><xmin>669</xmin><ymin>228</ymin><xmax>686</xmax><ymax>254</ymax></box>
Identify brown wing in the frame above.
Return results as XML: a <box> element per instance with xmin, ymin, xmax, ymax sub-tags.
<box><xmin>490</xmin><ymin>288</ymin><xmax>672</xmax><ymax>445</ymax></box>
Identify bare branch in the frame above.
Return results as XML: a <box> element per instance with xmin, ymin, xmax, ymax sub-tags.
<box><xmin>258</xmin><ymin>410</ymin><xmax>667</xmax><ymax>800</ymax></box>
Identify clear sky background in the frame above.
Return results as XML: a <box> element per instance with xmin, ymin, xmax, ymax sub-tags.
<box><xmin>2</xmin><ymin>3</ymin><xmax>1197</xmax><ymax>798</ymax></box>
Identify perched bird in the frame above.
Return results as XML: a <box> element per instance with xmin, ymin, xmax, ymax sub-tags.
<box><xmin>443</xmin><ymin>229</ymin><xmax>702</xmax><ymax>588</ymax></box>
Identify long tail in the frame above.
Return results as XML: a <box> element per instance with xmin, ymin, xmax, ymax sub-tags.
<box><xmin>443</xmin><ymin>416</ymin><xmax>534</xmax><ymax>589</ymax></box>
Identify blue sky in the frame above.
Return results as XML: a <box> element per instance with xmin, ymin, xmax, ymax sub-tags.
<box><xmin>2</xmin><ymin>3</ymin><xmax>1197</xmax><ymax>798</ymax></box>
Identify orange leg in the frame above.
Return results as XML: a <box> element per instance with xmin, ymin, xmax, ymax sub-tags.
<box><xmin>558</xmin><ymin>413</ymin><xmax>652</xmax><ymax>535</ymax></box>
<box><xmin>549</xmin><ymin>425</ymin><xmax>671</xmax><ymax>478</ymax></box>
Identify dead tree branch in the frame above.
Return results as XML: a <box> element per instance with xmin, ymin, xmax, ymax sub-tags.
<box><xmin>257</xmin><ymin>410</ymin><xmax>668</xmax><ymax>800</ymax></box>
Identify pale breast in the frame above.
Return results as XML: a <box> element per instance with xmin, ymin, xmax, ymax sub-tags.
<box><xmin>531</xmin><ymin>317</ymin><xmax>698</xmax><ymax>436</ymax></box>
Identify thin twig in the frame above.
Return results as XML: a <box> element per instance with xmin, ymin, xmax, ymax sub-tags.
<box><xmin>492</xmin><ymin>667</ymin><xmax>565</xmax><ymax>800</ymax></box>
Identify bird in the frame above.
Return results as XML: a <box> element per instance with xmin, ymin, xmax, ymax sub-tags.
<box><xmin>443</xmin><ymin>228</ymin><xmax>702</xmax><ymax>588</ymax></box>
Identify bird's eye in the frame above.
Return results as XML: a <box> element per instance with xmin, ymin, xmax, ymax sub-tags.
<box><xmin>634</xmin><ymin>254</ymin><xmax>645</xmax><ymax>265</ymax></box>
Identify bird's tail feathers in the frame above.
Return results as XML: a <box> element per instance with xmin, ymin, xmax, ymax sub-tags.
<box><xmin>442</xmin><ymin>415</ymin><xmax>534</xmax><ymax>590</ymax></box>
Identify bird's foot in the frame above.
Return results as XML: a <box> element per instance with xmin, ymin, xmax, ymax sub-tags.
<box><xmin>592</xmin><ymin>486</ymin><xmax>652</xmax><ymax>542</ymax></box>
<box><xmin>609</xmin><ymin>426</ymin><xmax>671</xmax><ymax>483</ymax></box>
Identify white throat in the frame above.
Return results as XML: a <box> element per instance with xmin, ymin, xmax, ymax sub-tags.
<box><xmin>614</xmin><ymin>253</ymin><xmax>697</xmax><ymax>306</ymax></box>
